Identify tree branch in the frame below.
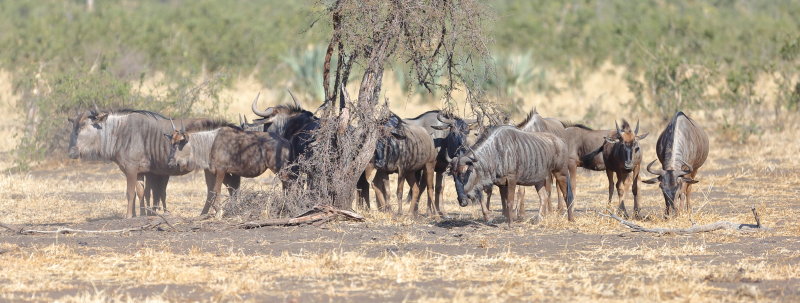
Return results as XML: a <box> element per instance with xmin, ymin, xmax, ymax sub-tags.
<box><xmin>602</xmin><ymin>208</ymin><xmax>768</xmax><ymax>235</ymax></box>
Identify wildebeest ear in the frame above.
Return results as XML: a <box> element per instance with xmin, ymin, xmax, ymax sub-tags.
<box><xmin>641</xmin><ymin>177</ymin><xmax>660</xmax><ymax>184</ymax></box>
<box><xmin>163</xmin><ymin>133</ymin><xmax>173</xmax><ymax>141</ymax></box>
<box><xmin>431</xmin><ymin>124</ymin><xmax>450</xmax><ymax>131</ymax></box>
<box><xmin>390</xmin><ymin>130</ymin><xmax>406</xmax><ymax>139</ymax></box>
<box><xmin>682</xmin><ymin>177</ymin><xmax>699</xmax><ymax>184</ymax></box>
<box><xmin>604</xmin><ymin>136</ymin><xmax>617</xmax><ymax>144</ymax></box>
<box><xmin>636</xmin><ymin>132</ymin><xmax>649</xmax><ymax>140</ymax></box>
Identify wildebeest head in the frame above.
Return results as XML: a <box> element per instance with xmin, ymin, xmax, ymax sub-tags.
<box><xmin>164</xmin><ymin>120</ymin><xmax>190</xmax><ymax>169</ymax></box>
<box><xmin>374</xmin><ymin>113</ymin><xmax>406</xmax><ymax>169</ymax></box>
<box><xmin>450</xmin><ymin>153</ymin><xmax>481</xmax><ymax>207</ymax></box>
<box><xmin>642</xmin><ymin>159</ymin><xmax>698</xmax><ymax>212</ymax></box>
<box><xmin>431</xmin><ymin>112</ymin><xmax>475</xmax><ymax>162</ymax></box>
<box><xmin>605</xmin><ymin>119</ymin><xmax>648</xmax><ymax>171</ymax></box>
<box><xmin>68</xmin><ymin>109</ymin><xmax>110</xmax><ymax>159</ymax></box>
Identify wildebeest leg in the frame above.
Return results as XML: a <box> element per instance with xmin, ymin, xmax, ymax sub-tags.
<box><xmin>554</xmin><ymin>167</ymin><xmax>573</xmax><ymax>221</ymax></box>
<box><xmin>516</xmin><ymin>187</ymin><xmax>527</xmax><ymax>220</ymax></box>
<box><xmin>433</xmin><ymin>170</ymin><xmax>444</xmax><ymax>217</ymax></box>
<box><xmin>507</xmin><ymin>177</ymin><xmax>518</xmax><ymax>224</ymax></box>
<box><xmin>632</xmin><ymin>166</ymin><xmax>641</xmax><ymax>219</ymax></box>
<box><xmin>137</xmin><ymin>174</ymin><xmax>147</xmax><ymax>216</ymax></box>
<box><xmin>211</xmin><ymin>172</ymin><xmax>227</xmax><ymax>218</ymax></box>
<box><xmin>156</xmin><ymin>175</ymin><xmax>169</xmax><ymax>212</ymax></box>
<box><xmin>616</xmin><ymin>172</ymin><xmax>630</xmax><ymax>218</ymax></box>
<box><xmin>201</xmin><ymin>170</ymin><xmax>216</xmax><ymax>215</ymax></box>
<box><xmin>480</xmin><ymin>187</ymin><xmax>492</xmax><ymax>222</ymax></box>
<box><xmin>357</xmin><ymin>170</ymin><xmax>371</xmax><ymax>210</ymax></box>
<box><xmin>406</xmin><ymin>172</ymin><xmax>423</xmax><ymax>218</ymax></box>
<box><xmin>498</xmin><ymin>185</ymin><xmax>512</xmax><ymax>227</ymax></box>
<box><xmin>534</xmin><ymin>182</ymin><xmax>548</xmax><ymax>223</ymax></box>
<box><xmin>606</xmin><ymin>170</ymin><xmax>615</xmax><ymax>207</ymax></box>
<box><xmin>685</xmin><ymin>182</ymin><xmax>693</xmax><ymax>214</ymax></box>
<box><xmin>396</xmin><ymin>171</ymin><xmax>406</xmax><ymax>215</ymax></box>
<box><xmin>124</xmin><ymin>171</ymin><xmax>139</xmax><ymax>218</ymax></box>
<box><xmin>423</xmin><ymin>163</ymin><xmax>439</xmax><ymax>217</ymax></box>
<box><xmin>372</xmin><ymin>171</ymin><xmax>390</xmax><ymax>212</ymax></box>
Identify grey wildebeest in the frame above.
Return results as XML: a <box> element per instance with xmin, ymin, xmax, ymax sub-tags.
<box><xmin>450</xmin><ymin>125</ymin><xmax>574</xmax><ymax>226</ymax></box>
<box><xmin>583</xmin><ymin>119</ymin><xmax>648</xmax><ymax>218</ymax></box>
<box><xmin>67</xmin><ymin>109</ymin><xmax>223</xmax><ymax>218</ymax></box>
<box><xmin>371</xmin><ymin>113</ymin><xmax>438</xmax><ymax>217</ymax></box>
<box><xmin>400</xmin><ymin>110</ymin><xmax>475</xmax><ymax>215</ymax></box>
<box><xmin>642</xmin><ymin>111</ymin><xmax>708</xmax><ymax>216</ymax></box>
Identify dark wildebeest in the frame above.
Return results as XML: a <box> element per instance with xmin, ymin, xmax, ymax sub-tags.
<box><xmin>401</xmin><ymin>110</ymin><xmax>476</xmax><ymax>215</ymax></box>
<box><xmin>642</xmin><ymin>112</ymin><xmax>708</xmax><ymax>216</ymax></box>
<box><xmin>450</xmin><ymin>125</ymin><xmax>574</xmax><ymax>226</ymax></box>
<box><xmin>583</xmin><ymin>119</ymin><xmax>648</xmax><ymax>218</ymax></box>
<box><xmin>371</xmin><ymin>113</ymin><xmax>437</xmax><ymax>217</ymax></box>
<box><xmin>251</xmin><ymin>99</ymin><xmax>320</xmax><ymax>176</ymax></box>
<box><xmin>166</xmin><ymin>119</ymin><xmax>291</xmax><ymax>217</ymax></box>
<box><xmin>67</xmin><ymin>109</ymin><xmax>222</xmax><ymax>217</ymax></box>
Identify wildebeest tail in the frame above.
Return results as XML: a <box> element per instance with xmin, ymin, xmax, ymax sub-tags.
<box><xmin>579</xmin><ymin>144</ymin><xmax>604</xmax><ymax>166</ymax></box>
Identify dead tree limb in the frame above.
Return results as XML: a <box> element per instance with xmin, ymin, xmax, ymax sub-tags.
<box><xmin>602</xmin><ymin>208</ymin><xmax>768</xmax><ymax>235</ymax></box>
<box><xmin>240</xmin><ymin>205</ymin><xmax>364</xmax><ymax>229</ymax></box>
<box><xmin>0</xmin><ymin>217</ymin><xmax>168</xmax><ymax>235</ymax></box>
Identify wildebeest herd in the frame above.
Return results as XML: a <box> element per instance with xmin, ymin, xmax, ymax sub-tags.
<box><xmin>68</xmin><ymin>95</ymin><xmax>708</xmax><ymax>226</ymax></box>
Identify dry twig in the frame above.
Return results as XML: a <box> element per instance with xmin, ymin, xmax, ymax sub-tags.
<box><xmin>240</xmin><ymin>205</ymin><xmax>364</xmax><ymax>229</ymax></box>
<box><xmin>602</xmin><ymin>208</ymin><xmax>767</xmax><ymax>235</ymax></box>
<box><xmin>0</xmin><ymin>217</ymin><xmax>168</xmax><ymax>235</ymax></box>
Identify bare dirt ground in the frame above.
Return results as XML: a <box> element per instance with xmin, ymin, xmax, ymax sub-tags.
<box><xmin>0</xmin><ymin>127</ymin><xmax>798</xmax><ymax>302</ymax></box>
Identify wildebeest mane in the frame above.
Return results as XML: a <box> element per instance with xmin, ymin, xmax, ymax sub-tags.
<box><xmin>182</xmin><ymin>119</ymin><xmax>240</xmax><ymax>132</ymax></box>
<box><xmin>515</xmin><ymin>110</ymin><xmax>536</xmax><ymax>128</ymax></box>
<box><xmin>561</xmin><ymin>121</ymin><xmax>593</xmax><ymax>130</ymax></box>
<box><xmin>111</xmin><ymin>109</ymin><xmax>169</xmax><ymax>120</ymax></box>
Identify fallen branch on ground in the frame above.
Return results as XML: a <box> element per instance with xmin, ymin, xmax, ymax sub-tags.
<box><xmin>0</xmin><ymin>217</ymin><xmax>168</xmax><ymax>235</ymax></box>
<box><xmin>240</xmin><ymin>204</ymin><xmax>365</xmax><ymax>228</ymax></box>
<box><xmin>602</xmin><ymin>208</ymin><xmax>767</xmax><ymax>235</ymax></box>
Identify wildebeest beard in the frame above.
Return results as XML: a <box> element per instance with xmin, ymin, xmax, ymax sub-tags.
<box><xmin>453</xmin><ymin>166</ymin><xmax>480</xmax><ymax>207</ymax></box>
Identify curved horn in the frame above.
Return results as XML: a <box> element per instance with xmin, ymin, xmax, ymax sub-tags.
<box><xmin>437</xmin><ymin>112</ymin><xmax>455</xmax><ymax>125</ymax></box>
<box><xmin>93</xmin><ymin>102</ymin><xmax>100</xmax><ymax>113</ymax></box>
<box><xmin>170</xmin><ymin>118</ymin><xmax>176</xmax><ymax>131</ymax></box>
<box><xmin>180</xmin><ymin>119</ymin><xmax>185</xmax><ymax>133</ymax></box>
<box><xmin>615</xmin><ymin>120</ymin><xmax>621</xmax><ymax>134</ymax></box>
<box><xmin>634</xmin><ymin>119</ymin><xmax>640</xmax><ymax>135</ymax></box>
<box><xmin>251</xmin><ymin>92</ymin><xmax>272</xmax><ymax>117</ymax></box>
<box><xmin>287</xmin><ymin>89</ymin><xmax>299</xmax><ymax>107</ymax></box>
<box><xmin>238</xmin><ymin>114</ymin><xmax>244</xmax><ymax>126</ymax></box>
<box><xmin>646</xmin><ymin>159</ymin><xmax>664</xmax><ymax>175</ymax></box>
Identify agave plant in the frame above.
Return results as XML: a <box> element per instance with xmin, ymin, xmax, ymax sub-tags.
<box><xmin>281</xmin><ymin>45</ymin><xmax>329</xmax><ymax>103</ymax></box>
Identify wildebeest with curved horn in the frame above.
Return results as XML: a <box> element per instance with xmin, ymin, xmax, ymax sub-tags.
<box><xmin>400</xmin><ymin>110</ymin><xmax>476</xmax><ymax>215</ymax></box>
<box><xmin>642</xmin><ymin>111</ymin><xmax>708</xmax><ymax>216</ymax></box>
<box><xmin>371</xmin><ymin>113</ymin><xmax>438</xmax><ymax>217</ymax></box>
<box><xmin>583</xmin><ymin>119</ymin><xmax>648</xmax><ymax>218</ymax></box>
<box><xmin>68</xmin><ymin>109</ymin><xmax>220</xmax><ymax>217</ymax></box>
<box><xmin>167</xmin><ymin>108</ymin><xmax>292</xmax><ymax>216</ymax></box>
<box><xmin>450</xmin><ymin>125</ymin><xmax>574</xmax><ymax>226</ymax></box>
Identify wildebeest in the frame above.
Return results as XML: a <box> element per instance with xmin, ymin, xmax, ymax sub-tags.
<box><xmin>583</xmin><ymin>119</ymin><xmax>648</xmax><ymax>218</ymax></box>
<box><xmin>512</xmin><ymin>108</ymin><xmax>575</xmax><ymax>218</ymax></box>
<box><xmin>166</xmin><ymin>117</ymin><xmax>291</xmax><ymax>216</ymax></box>
<box><xmin>401</xmin><ymin>110</ymin><xmax>475</xmax><ymax>215</ymax></box>
<box><xmin>68</xmin><ymin>109</ymin><xmax>221</xmax><ymax>218</ymax></box>
<box><xmin>371</xmin><ymin>113</ymin><xmax>438</xmax><ymax>217</ymax></box>
<box><xmin>450</xmin><ymin>126</ymin><xmax>574</xmax><ymax>226</ymax></box>
<box><xmin>642</xmin><ymin>111</ymin><xmax>708</xmax><ymax>216</ymax></box>
<box><xmin>251</xmin><ymin>98</ymin><xmax>320</xmax><ymax>177</ymax></box>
